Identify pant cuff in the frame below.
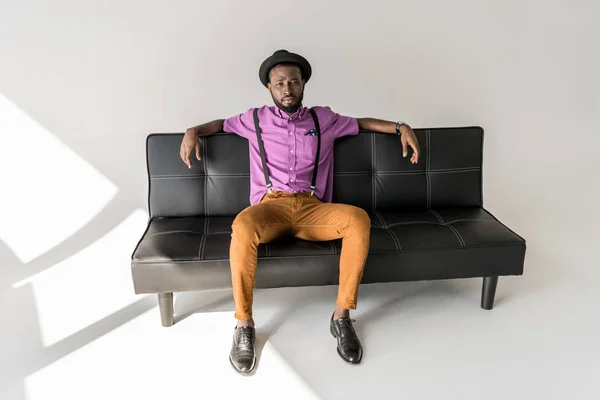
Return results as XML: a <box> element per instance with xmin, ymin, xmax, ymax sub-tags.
<box><xmin>234</xmin><ymin>312</ymin><xmax>252</xmax><ymax>321</ymax></box>
<box><xmin>336</xmin><ymin>300</ymin><xmax>357</xmax><ymax>310</ymax></box>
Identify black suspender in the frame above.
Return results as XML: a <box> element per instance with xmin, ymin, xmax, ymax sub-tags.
<box><xmin>253</xmin><ymin>108</ymin><xmax>273</xmax><ymax>193</ymax></box>
<box><xmin>253</xmin><ymin>108</ymin><xmax>321</xmax><ymax>196</ymax></box>
<box><xmin>308</xmin><ymin>108</ymin><xmax>321</xmax><ymax>196</ymax></box>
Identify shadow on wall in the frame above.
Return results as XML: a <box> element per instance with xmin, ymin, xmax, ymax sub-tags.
<box><xmin>0</xmin><ymin>93</ymin><xmax>157</xmax><ymax>399</ymax></box>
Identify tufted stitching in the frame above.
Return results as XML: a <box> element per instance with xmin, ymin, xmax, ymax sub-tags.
<box><xmin>329</xmin><ymin>241</ymin><xmax>336</xmax><ymax>255</ymax></box>
<box><xmin>445</xmin><ymin>219</ymin><xmax>495</xmax><ymax>224</ymax></box>
<box><xmin>371</xmin><ymin>133</ymin><xmax>376</xmax><ymax>211</ymax></box>
<box><xmin>429</xmin><ymin>209</ymin><xmax>444</xmax><ymax>224</ymax></box>
<box><xmin>387</xmin><ymin>229</ymin><xmax>401</xmax><ymax>251</ymax></box>
<box><xmin>149</xmin><ymin>230</ymin><xmax>233</xmax><ymax>237</ymax></box>
<box><xmin>446</xmin><ymin>224</ymin><xmax>466</xmax><ymax>246</ymax></box>
<box><xmin>336</xmin><ymin>172</ymin><xmax>380</xmax><ymax>176</ymax></box>
<box><xmin>334</xmin><ymin>167</ymin><xmax>481</xmax><ymax>177</ymax></box>
<box><xmin>431</xmin><ymin>166</ymin><xmax>480</xmax><ymax>172</ymax></box>
<box><xmin>151</xmin><ymin>174</ymin><xmax>206</xmax><ymax>179</ymax></box>
<box><xmin>197</xmin><ymin>217</ymin><xmax>209</xmax><ymax>260</ymax></box>
<box><xmin>148</xmin><ymin>230</ymin><xmax>203</xmax><ymax>237</ymax></box>
<box><xmin>379</xmin><ymin>221</ymin><xmax>442</xmax><ymax>229</ymax></box>
<box><xmin>369</xmin><ymin>214</ymin><xmax>383</xmax><ymax>229</ymax></box>
<box><xmin>202</xmin><ymin>137</ymin><xmax>208</xmax><ymax>217</ymax></box>
<box><xmin>203</xmin><ymin>175</ymin><xmax>251</xmax><ymax>178</ymax></box>
<box><xmin>137</xmin><ymin>241</ymin><xmax>522</xmax><ymax>265</ymax></box>
<box><xmin>150</xmin><ymin>173</ymin><xmax>250</xmax><ymax>179</ymax></box>
<box><xmin>372</xmin><ymin>211</ymin><xmax>386</xmax><ymax>229</ymax></box>
<box><xmin>374</xmin><ymin>212</ymin><xmax>401</xmax><ymax>251</ymax></box>
<box><xmin>427</xmin><ymin>168</ymin><xmax>480</xmax><ymax>174</ymax></box>
<box><xmin>429</xmin><ymin>210</ymin><xmax>465</xmax><ymax>247</ymax></box>
<box><xmin>426</xmin><ymin>129</ymin><xmax>431</xmax><ymax>209</ymax></box>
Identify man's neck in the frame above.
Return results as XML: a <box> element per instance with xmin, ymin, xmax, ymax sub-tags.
<box><xmin>277</xmin><ymin>104</ymin><xmax>303</xmax><ymax>116</ymax></box>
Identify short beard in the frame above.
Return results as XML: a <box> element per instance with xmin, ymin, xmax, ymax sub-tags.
<box><xmin>271</xmin><ymin>91</ymin><xmax>304</xmax><ymax>114</ymax></box>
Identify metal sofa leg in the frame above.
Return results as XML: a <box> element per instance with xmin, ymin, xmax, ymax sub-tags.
<box><xmin>481</xmin><ymin>276</ymin><xmax>498</xmax><ymax>310</ymax></box>
<box><xmin>158</xmin><ymin>292</ymin><xmax>174</xmax><ymax>327</ymax></box>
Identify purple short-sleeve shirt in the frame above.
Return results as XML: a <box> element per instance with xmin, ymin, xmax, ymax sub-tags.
<box><xmin>223</xmin><ymin>106</ymin><xmax>359</xmax><ymax>206</ymax></box>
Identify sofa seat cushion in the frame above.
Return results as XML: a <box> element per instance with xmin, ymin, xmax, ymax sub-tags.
<box><xmin>365</xmin><ymin>207</ymin><xmax>524</xmax><ymax>252</ymax></box>
<box><xmin>133</xmin><ymin>207</ymin><xmax>523</xmax><ymax>262</ymax></box>
<box><xmin>132</xmin><ymin>207</ymin><xmax>525</xmax><ymax>293</ymax></box>
<box><xmin>130</xmin><ymin>207</ymin><xmax>525</xmax><ymax>294</ymax></box>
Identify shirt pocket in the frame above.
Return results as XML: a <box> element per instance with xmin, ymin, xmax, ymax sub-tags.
<box><xmin>300</xmin><ymin>134</ymin><xmax>319</xmax><ymax>163</ymax></box>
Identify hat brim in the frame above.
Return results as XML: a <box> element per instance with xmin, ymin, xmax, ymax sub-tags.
<box><xmin>259</xmin><ymin>51</ymin><xmax>312</xmax><ymax>88</ymax></box>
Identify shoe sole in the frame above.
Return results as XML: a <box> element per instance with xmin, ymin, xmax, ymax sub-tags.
<box><xmin>330</xmin><ymin>325</ymin><xmax>362</xmax><ymax>364</ymax></box>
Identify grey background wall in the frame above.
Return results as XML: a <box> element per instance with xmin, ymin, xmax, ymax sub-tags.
<box><xmin>1</xmin><ymin>1</ymin><xmax>599</xmax><ymax>398</ymax></box>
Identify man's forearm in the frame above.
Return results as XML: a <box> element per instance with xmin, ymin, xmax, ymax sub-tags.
<box><xmin>356</xmin><ymin>118</ymin><xmax>409</xmax><ymax>134</ymax></box>
<box><xmin>186</xmin><ymin>119</ymin><xmax>225</xmax><ymax>138</ymax></box>
<box><xmin>357</xmin><ymin>117</ymin><xmax>420</xmax><ymax>163</ymax></box>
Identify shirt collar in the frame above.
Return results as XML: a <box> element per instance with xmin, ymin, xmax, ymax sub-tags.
<box><xmin>271</xmin><ymin>105</ymin><xmax>308</xmax><ymax>121</ymax></box>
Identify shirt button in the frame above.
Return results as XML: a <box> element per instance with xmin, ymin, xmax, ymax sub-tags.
<box><xmin>290</xmin><ymin>178</ymin><xmax>294</xmax><ymax>182</ymax></box>
<box><xmin>289</xmin><ymin>167</ymin><xmax>293</xmax><ymax>170</ymax></box>
<box><xmin>289</xmin><ymin>132</ymin><xmax>293</xmax><ymax>135</ymax></box>
<box><xmin>290</xmin><ymin>150</ymin><xmax>294</xmax><ymax>153</ymax></box>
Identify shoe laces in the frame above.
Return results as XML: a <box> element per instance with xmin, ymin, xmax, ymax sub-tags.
<box><xmin>237</xmin><ymin>326</ymin><xmax>253</xmax><ymax>344</ymax></box>
<box><xmin>338</xmin><ymin>318</ymin><xmax>356</xmax><ymax>337</ymax></box>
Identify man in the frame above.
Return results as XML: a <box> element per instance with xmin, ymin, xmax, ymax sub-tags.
<box><xmin>180</xmin><ymin>50</ymin><xmax>420</xmax><ymax>375</ymax></box>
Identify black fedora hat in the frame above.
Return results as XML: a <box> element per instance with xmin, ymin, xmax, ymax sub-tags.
<box><xmin>259</xmin><ymin>49</ymin><xmax>312</xmax><ymax>88</ymax></box>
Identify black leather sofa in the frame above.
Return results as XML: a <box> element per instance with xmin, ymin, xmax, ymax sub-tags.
<box><xmin>131</xmin><ymin>127</ymin><xmax>526</xmax><ymax>327</ymax></box>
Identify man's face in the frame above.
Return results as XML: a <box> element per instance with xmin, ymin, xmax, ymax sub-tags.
<box><xmin>268</xmin><ymin>64</ymin><xmax>305</xmax><ymax>114</ymax></box>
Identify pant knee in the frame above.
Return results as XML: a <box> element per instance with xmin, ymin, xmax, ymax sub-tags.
<box><xmin>350</xmin><ymin>208</ymin><xmax>371</xmax><ymax>230</ymax></box>
<box><xmin>232</xmin><ymin>212</ymin><xmax>260</xmax><ymax>239</ymax></box>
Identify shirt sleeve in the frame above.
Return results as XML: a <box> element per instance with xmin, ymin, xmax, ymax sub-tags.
<box><xmin>222</xmin><ymin>108</ymin><xmax>256</xmax><ymax>140</ymax></box>
<box><xmin>315</xmin><ymin>106</ymin><xmax>359</xmax><ymax>139</ymax></box>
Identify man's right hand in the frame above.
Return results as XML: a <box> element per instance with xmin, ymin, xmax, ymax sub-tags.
<box><xmin>180</xmin><ymin>129</ymin><xmax>201</xmax><ymax>168</ymax></box>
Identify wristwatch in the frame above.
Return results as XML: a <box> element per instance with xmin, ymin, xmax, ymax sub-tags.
<box><xmin>396</xmin><ymin>121</ymin><xmax>406</xmax><ymax>135</ymax></box>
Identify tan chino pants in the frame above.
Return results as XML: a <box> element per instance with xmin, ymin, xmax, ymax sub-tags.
<box><xmin>229</xmin><ymin>190</ymin><xmax>371</xmax><ymax>320</ymax></box>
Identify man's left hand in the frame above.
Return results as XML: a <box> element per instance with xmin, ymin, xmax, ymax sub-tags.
<box><xmin>400</xmin><ymin>125</ymin><xmax>420</xmax><ymax>164</ymax></box>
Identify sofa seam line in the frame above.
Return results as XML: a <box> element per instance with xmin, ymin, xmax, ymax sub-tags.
<box><xmin>446</xmin><ymin>224</ymin><xmax>466</xmax><ymax>247</ymax></box>
<box><xmin>135</xmin><ymin>242</ymin><xmax>526</xmax><ymax>264</ymax></box>
<box><xmin>197</xmin><ymin>217</ymin><xmax>209</xmax><ymax>260</ymax></box>
<box><xmin>148</xmin><ymin>168</ymin><xmax>481</xmax><ymax>180</ymax></box>
<box><xmin>329</xmin><ymin>241</ymin><xmax>336</xmax><ymax>255</ymax></box>
<box><xmin>426</xmin><ymin>129</ymin><xmax>431</xmax><ymax>208</ymax></box>
<box><xmin>202</xmin><ymin>137</ymin><xmax>208</xmax><ymax>217</ymax></box>
<box><xmin>430</xmin><ymin>210</ymin><xmax>465</xmax><ymax>247</ymax></box>
<box><xmin>374</xmin><ymin>211</ymin><xmax>401</xmax><ymax>251</ymax></box>
<box><xmin>429</xmin><ymin>210</ymin><xmax>445</xmax><ymax>224</ymax></box>
<box><xmin>372</xmin><ymin>133</ymin><xmax>376</xmax><ymax>211</ymax></box>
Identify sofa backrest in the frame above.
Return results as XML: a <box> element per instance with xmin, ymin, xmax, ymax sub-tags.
<box><xmin>146</xmin><ymin>127</ymin><xmax>483</xmax><ymax>218</ymax></box>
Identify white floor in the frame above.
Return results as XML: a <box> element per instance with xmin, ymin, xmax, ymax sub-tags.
<box><xmin>2</xmin><ymin>219</ymin><xmax>600</xmax><ymax>400</ymax></box>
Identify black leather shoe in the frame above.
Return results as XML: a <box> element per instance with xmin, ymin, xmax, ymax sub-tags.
<box><xmin>330</xmin><ymin>313</ymin><xmax>363</xmax><ymax>364</ymax></box>
<box><xmin>229</xmin><ymin>326</ymin><xmax>256</xmax><ymax>375</ymax></box>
